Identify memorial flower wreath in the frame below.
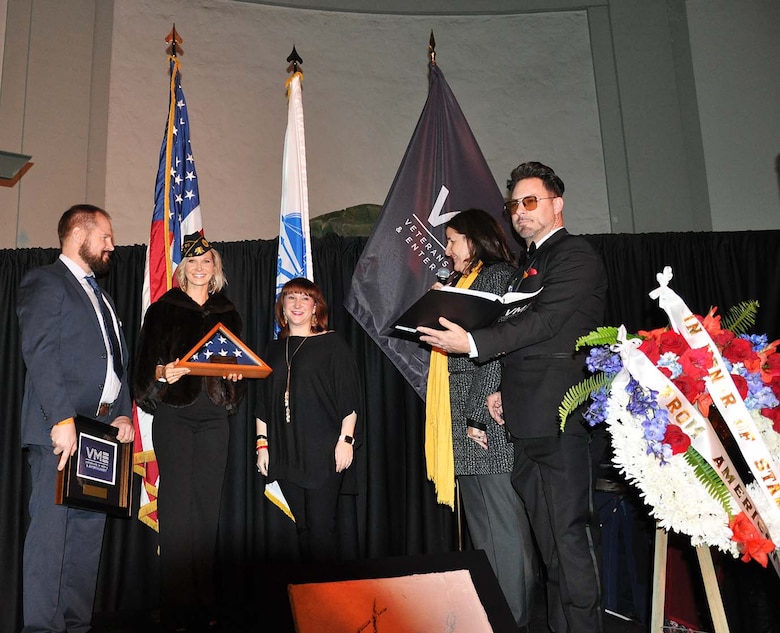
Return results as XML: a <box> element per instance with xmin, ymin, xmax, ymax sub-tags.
<box><xmin>560</xmin><ymin>267</ymin><xmax>780</xmax><ymax>569</ymax></box>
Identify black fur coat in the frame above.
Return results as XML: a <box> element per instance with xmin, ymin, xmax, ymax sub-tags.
<box><xmin>133</xmin><ymin>288</ymin><xmax>247</xmax><ymax>414</ymax></box>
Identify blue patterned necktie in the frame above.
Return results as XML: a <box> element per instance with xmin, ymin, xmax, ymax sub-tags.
<box><xmin>85</xmin><ymin>276</ymin><xmax>123</xmax><ymax>379</ymax></box>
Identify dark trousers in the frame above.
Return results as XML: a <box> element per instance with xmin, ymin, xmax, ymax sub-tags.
<box><xmin>153</xmin><ymin>398</ymin><xmax>229</xmax><ymax>625</ymax></box>
<box><xmin>512</xmin><ymin>432</ymin><xmax>607</xmax><ymax>633</ymax></box>
<box><xmin>459</xmin><ymin>472</ymin><xmax>538</xmax><ymax>628</ymax></box>
<box><xmin>23</xmin><ymin>445</ymin><xmax>107</xmax><ymax>633</ymax></box>
<box><xmin>279</xmin><ymin>472</ymin><xmax>344</xmax><ymax>562</ymax></box>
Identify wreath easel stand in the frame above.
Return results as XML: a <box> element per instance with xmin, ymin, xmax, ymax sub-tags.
<box><xmin>650</xmin><ymin>526</ymin><xmax>730</xmax><ymax>633</ymax></box>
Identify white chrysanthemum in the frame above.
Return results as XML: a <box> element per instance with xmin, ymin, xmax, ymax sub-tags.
<box><xmin>606</xmin><ymin>390</ymin><xmax>739</xmax><ymax>556</ymax></box>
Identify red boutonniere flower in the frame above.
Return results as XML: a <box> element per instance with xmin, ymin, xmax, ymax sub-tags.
<box><xmin>729</xmin><ymin>512</ymin><xmax>776</xmax><ymax>567</ymax></box>
<box><xmin>522</xmin><ymin>267</ymin><xmax>538</xmax><ymax>280</ymax></box>
<box><xmin>662</xmin><ymin>424</ymin><xmax>691</xmax><ymax>455</ymax></box>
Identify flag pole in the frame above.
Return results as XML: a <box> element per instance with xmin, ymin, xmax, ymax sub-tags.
<box><xmin>275</xmin><ymin>44</ymin><xmax>312</xmax><ymax>303</ymax></box>
<box><xmin>161</xmin><ymin>24</ymin><xmax>183</xmax><ymax>290</ymax></box>
<box><xmin>134</xmin><ymin>25</ymin><xmax>205</xmax><ymax>532</ymax></box>
<box><xmin>429</xmin><ymin>30</ymin><xmax>436</xmax><ymax>65</ymax></box>
<box><xmin>267</xmin><ymin>44</ymin><xmax>312</xmax><ymax>520</ymax></box>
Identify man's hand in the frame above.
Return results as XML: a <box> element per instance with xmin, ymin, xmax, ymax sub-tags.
<box><xmin>417</xmin><ymin>318</ymin><xmax>471</xmax><ymax>355</ymax></box>
<box><xmin>51</xmin><ymin>422</ymin><xmax>77</xmax><ymax>471</ymax></box>
<box><xmin>110</xmin><ymin>415</ymin><xmax>135</xmax><ymax>443</ymax></box>
<box><xmin>487</xmin><ymin>392</ymin><xmax>504</xmax><ymax>425</ymax></box>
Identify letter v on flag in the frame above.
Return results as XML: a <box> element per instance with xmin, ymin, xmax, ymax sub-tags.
<box><xmin>345</xmin><ymin>61</ymin><xmax>505</xmax><ymax>400</ymax></box>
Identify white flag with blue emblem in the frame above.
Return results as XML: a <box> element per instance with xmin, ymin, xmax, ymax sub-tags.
<box><xmin>275</xmin><ymin>70</ymin><xmax>313</xmax><ymax>308</ymax></box>
<box><xmin>267</xmin><ymin>68</ymin><xmax>313</xmax><ymax>520</ymax></box>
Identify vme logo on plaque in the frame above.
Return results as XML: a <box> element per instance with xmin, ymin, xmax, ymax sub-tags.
<box><xmin>56</xmin><ymin>416</ymin><xmax>132</xmax><ymax>517</ymax></box>
<box><xmin>76</xmin><ymin>433</ymin><xmax>117</xmax><ymax>486</ymax></box>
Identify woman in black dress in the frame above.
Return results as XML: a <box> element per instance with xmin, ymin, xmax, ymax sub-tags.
<box><xmin>134</xmin><ymin>232</ymin><xmax>246</xmax><ymax>631</ymax></box>
<box><xmin>255</xmin><ymin>278</ymin><xmax>361</xmax><ymax>562</ymax></box>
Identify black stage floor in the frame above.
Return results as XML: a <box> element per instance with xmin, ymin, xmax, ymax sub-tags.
<box><xmin>92</xmin><ymin>550</ymin><xmax>647</xmax><ymax>632</ymax></box>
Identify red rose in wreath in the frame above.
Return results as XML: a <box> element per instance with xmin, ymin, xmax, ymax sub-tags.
<box><xmin>662</xmin><ymin>424</ymin><xmax>691</xmax><ymax>455</ymax></box>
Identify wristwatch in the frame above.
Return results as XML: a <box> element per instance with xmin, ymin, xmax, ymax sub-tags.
<box><xmin>339</xmin><ymin>434</ymin><xmax>355</xmax><ymax>446</ymax></box>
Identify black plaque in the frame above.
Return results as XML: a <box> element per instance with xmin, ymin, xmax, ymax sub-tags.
<box><xmin>55</xmin><ymin>416</ymin><xmax>133</xmax><ymax>517</ymax></box>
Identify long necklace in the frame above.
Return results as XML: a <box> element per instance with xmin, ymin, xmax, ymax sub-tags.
<box><xmin>284</xmin><ymin>334</ymin><xmax>309</xmax><ymax>423</ymax></box>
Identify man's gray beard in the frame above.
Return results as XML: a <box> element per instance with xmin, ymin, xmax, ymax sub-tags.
<box><xmin>79</xmin><ymin>242</ymin><xmax>111</xmax><ymax>276</ymax></box>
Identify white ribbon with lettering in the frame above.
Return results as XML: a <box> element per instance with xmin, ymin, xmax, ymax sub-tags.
<box><xmin>647</xmin><ymin>267</ymin><xmax>780</xmax><ymax>570</ymax></box>
<box><xmin>650</xmin><ymin>267</ymin><xmax>780</xmax><ymax>515</ymax></box>
<box><xmin>611</xmin><ymin>326</ymin><xmax>780</xmax><ymax>572</ymax></box>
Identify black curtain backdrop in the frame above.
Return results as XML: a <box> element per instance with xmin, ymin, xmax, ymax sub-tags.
<box><xmin>2</xmin><ymin>231</ymin><xmax>779</xmax><ymax>631</ymax></box>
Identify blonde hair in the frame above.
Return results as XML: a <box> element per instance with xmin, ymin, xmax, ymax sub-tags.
<box><xmin>176</xmin><ymin>247</ymin><xmax>227</xmax><ymax>294</ymax></box>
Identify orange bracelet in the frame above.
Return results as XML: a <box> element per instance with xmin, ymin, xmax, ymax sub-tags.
<box><xmin>56</xmin><ymin>417</ymin><xmax>75</xmax><ymax>427</ymax></box>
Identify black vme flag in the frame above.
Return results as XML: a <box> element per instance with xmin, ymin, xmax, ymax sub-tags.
<box><xmin>345</xmin><ymin>62</ymin><xmax>505</xmax><ymax>400</ymax></box>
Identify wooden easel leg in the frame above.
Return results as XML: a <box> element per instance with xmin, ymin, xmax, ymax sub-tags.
<box><xmin>695</xmin><ymin>545</ymin><xmax>730</xmax><ymax>633</ymax></box>
<box><xmin>650</xmin><ymin>527</ymin><xmax>668</xmax><ymax>633</ymax></box>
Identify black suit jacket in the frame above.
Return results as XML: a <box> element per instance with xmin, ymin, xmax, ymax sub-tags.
<box><xmin>17</xmin><ymin>258</ymin><xmax>132</xmax><ymax>447</ymax></box>
<box><xmin>471</xmin><ymin>229</ymin><xmax>607</xmax><ymax>438</ymax></box>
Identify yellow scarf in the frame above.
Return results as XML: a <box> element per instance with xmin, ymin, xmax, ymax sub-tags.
<box><xmin>424</xmin><ymin>262</ymin><xmax>482</xmax><ymax>508</ymax></box>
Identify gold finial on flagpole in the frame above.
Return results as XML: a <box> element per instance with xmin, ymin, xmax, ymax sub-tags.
<box><xmin>165</xmin><ymin>24</ymin><xmax>183</xmax><ymax>57</ymax></box>
<box><xmin>428</xmin><ymin>31</ymin><xmax>436</xmax><ymax>65</ymax></box>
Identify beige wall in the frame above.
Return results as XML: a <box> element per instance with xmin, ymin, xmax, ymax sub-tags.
<box><xmin>105</xmin><ymin>0</ymin><xmax>607</xmax><ymax>247</ymax></box>
<box><xmin>687</xmin><ymin>0</ymin><xmax>780</xmax><ymax>232</ymax></box>
<box><xmin>0</xmin><ymin>0</ymin><xmax>778</xmax><ymax>249</ymax></box>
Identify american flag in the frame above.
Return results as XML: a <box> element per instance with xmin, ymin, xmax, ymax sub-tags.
<box><xmin>186</xmin><ymin>324</ymin><xmax>265</xmax><ymax>370</ymax></box>
<box><xmin>133</xmin><ymin>55</ymin><xmax>204</xmax><ymax>532</ymax></box>
<box><xmin>189</xmin><ymin>332</ymin><xmax>246</xmax><ymax>362</ymax></box>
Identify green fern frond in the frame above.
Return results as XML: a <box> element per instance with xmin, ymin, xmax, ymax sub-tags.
<box><xmin>558</xmin><ymin>373</ymin><xmax>613</xmax><ymax>431</ymax></box>
<box><xmin>721</xmin><ymin>300</ymin><xmax>759</xmax><ymax>335</ymax></box>
<box><xmin>575</xmin><ymin>327</ymin><xmax>620</xmax><ymax>350</ymax></box>
<box><xmin>683</xmin><ymin>446</ymin><xmax>733</xmax><ymax>516</ymax></box>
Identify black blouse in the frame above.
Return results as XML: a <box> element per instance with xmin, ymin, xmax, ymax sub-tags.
<box><xmin>255</xmin><ymin>331</ymin><xmax>361</xmax><ymax>489</ymax></box>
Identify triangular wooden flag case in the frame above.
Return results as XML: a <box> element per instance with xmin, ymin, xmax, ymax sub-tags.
<box><xmin>176</xmin><ymin>323</ymin><xmax>272</xmax><ymax>378</ymax></box>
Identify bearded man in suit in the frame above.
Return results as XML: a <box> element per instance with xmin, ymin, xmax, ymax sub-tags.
<box><xmin>17</xmin><ymin>204</ymin><xmax>134</xmax><ymax>633</ymax></box>
<box><xmin>419</xmin><ymin>162</ymin><xmax>608</xmax><ymax>633</ymax></box>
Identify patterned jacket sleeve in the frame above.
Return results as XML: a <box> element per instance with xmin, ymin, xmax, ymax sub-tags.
<box><xmin>462</xmin><ymin>263</ymin><xmax>514</xmax><ymax>426</ymax></box>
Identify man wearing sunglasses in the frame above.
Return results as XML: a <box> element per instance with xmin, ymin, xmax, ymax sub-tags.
<box><xmin>419</xmin><ymin>161</ymin><xmax>608</xmax><ymax>633</ymax></box>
